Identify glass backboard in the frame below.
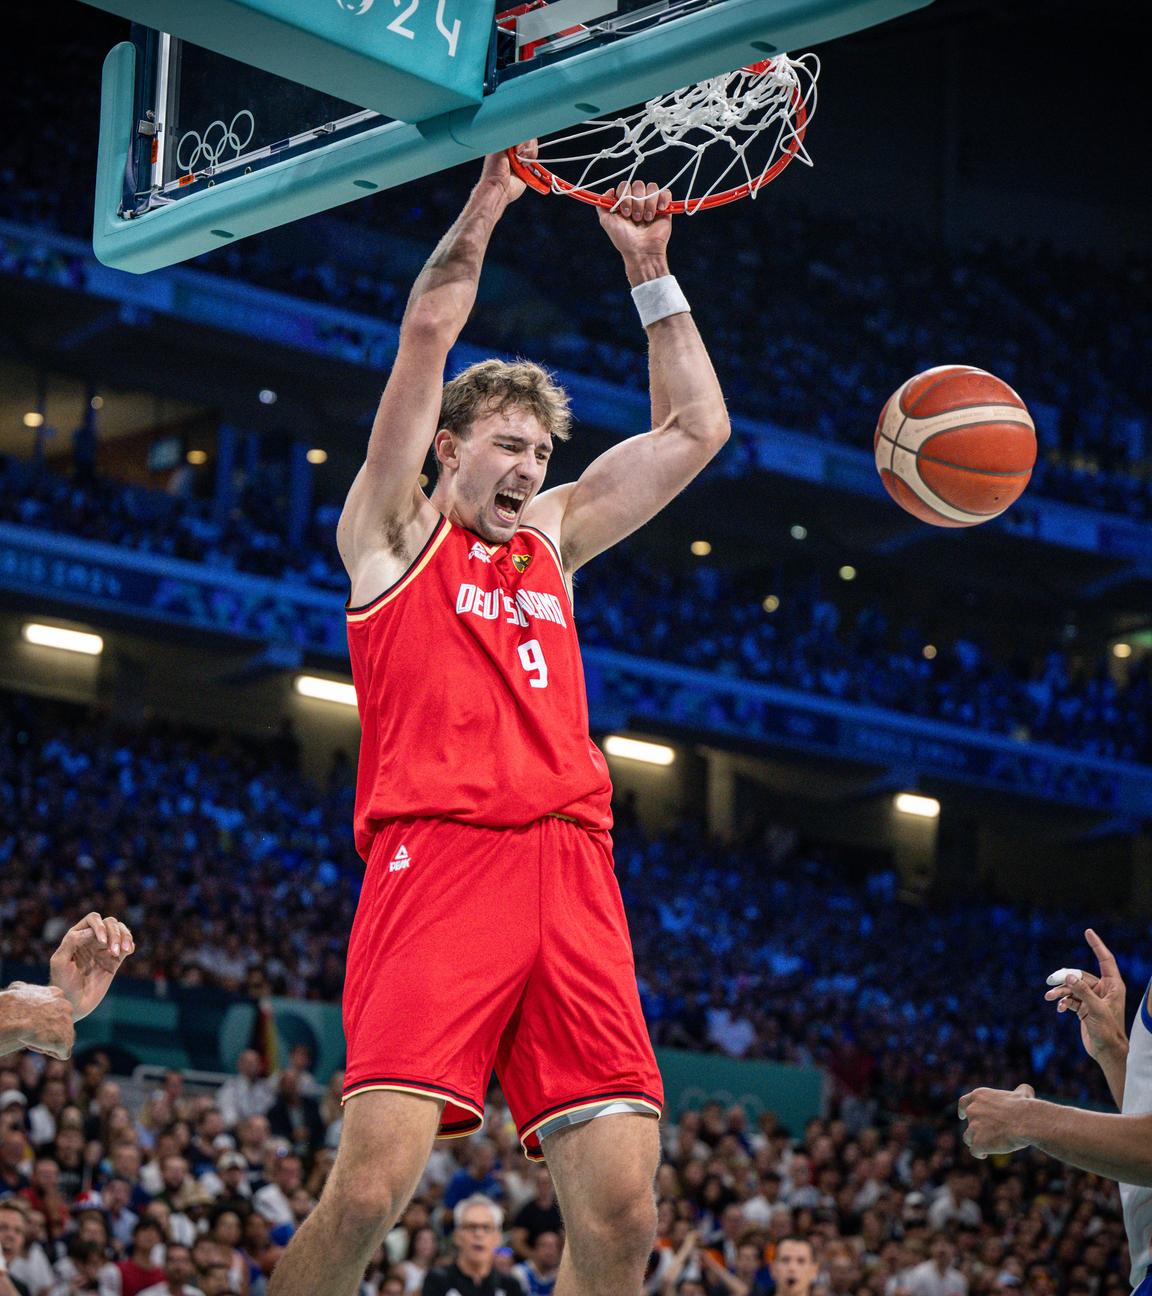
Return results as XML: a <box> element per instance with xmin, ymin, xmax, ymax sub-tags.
<box><xmin>94</xmin><ymin>0</ymin><xmax>932</xmax><ymax>273</ymax></box>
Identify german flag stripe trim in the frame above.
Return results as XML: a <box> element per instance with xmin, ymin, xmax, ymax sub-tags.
<box><xmin>519</xmin><ymin>525</ymin><xmax>572</xmax><ymax>612</ymax></box>
<box><xmin>341</xmin><ymin>1078</ymin><xmax>484</xmax><ymax>1126</ymax></box>
<box><xmin>346</xmin><ymin>519</ymin><xmax>450</xmax><ymax>622</ymax></box>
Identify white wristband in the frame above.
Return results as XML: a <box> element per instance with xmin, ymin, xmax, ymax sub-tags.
<box><xmin>631</xmin><ymin>275</ymin><xmax>691</xmax><ymax>328</ymax></box>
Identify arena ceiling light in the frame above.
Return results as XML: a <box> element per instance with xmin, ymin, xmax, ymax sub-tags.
<box><xmin>603</xmin><ymin>735</ymin><xmax>676</xmax><ymax>766</ymax></box>
<box><xmin>306</xmin><ymin>448</ymin><xmax>328</xmax><ymax>465</ymax></box>
<box><xmin>690</xmin><ymin>540</ymin><xmax>712</xmax><ymax>556</ymax></box>
<box><xmin>22</xmin><ymin>624</ymin><xmax>104</xmax><ymax>656</ymax></box>
<box><xmin>894</xmin><ymin>792</ymin><xmax>940</xmax><ymax>819</ymax></box>
<box><xmin>23</xmin><ymin>412</ymin><xmax>44</xmax><ymax>428</ymax></box>
<box><xmin>294</xmin><ymin>675</ymin><xmax>357</xmax><ymax>707</ymax></box>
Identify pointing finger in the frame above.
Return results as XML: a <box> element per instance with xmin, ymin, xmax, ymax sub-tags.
<box><xmin>1086</xmin><ymin>928</ymin><xmax>1120</xmax><ymax>976</ymax></box>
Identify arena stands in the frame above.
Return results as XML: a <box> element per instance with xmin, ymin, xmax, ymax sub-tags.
<box><xmin>1</xmin><ymin>10</ymin><xmax>1148</xmax><ymax>1295</ymax></box>
<box><xmin>0</xmin><ymin>689</ymin><xmax>1142</xmax><ymax>1292</ymax></box>
<box><xmin>1</xmin><ymin>455</ymin><xmax>1147</xmax><ymax>764</ymax></box>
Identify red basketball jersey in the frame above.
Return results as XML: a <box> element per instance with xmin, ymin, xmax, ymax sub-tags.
<box><xmin>346</xmin><ymin>516</ymin><xmax>613</xmax><ymax>861</ymax></box>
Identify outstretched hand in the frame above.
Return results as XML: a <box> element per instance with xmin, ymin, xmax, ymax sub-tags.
<box><xmin>50</xmin><ymin>912</ymin><xmax>135</xmax><ymax>1023</ymax></box>
<box><xmin>598</xmin><ymin>181</ymin><xmax>673</xmax><ymax>261</ymax></box>
<box><xmin>1045</xmin><ymin>928</ymin><xmax>1127</xmax><ymax>1062</ymax></box>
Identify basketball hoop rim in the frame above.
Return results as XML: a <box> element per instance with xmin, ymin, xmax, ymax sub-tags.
<box><xmin>506</xmin><ymin>60</ymin><xmax>812</xmax><ymax>214</ymax></box>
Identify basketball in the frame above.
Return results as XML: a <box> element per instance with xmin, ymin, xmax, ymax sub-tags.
<box><xmin>873</xmin><ymin>365</ymin><xmax>1037</xmax><ymax>527</ymax></box>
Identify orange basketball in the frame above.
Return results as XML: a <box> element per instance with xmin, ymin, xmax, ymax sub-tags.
<box><xmin>873</xmin><ymin>365</ymin><xmax>1037</xmax><ymax>527</ymax></box>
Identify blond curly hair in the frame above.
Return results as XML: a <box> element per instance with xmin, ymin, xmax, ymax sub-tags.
<box><xmin>439</xmin><ymin>359</ymin><xmax>572</xmax><ymax>444</ymax></box>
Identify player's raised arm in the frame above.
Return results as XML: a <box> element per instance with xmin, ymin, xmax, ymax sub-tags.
<box><xmin>336</xmin><ymin>147</ymin><xmax>532</xmax><ymax>580</ymax></box>
<box><xmin>1044</xmin><ymin>929</ymin><xmax>1129</xmax><ymax>1107</ymax></box>
<box><xmin>526</xmin><ymin>180</ymin><xmax>730</xmax><ymax>574</ymax></box>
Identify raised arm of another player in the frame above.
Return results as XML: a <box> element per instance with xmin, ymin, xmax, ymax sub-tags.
<box><xmin>525</xmin><ymin>180</ymin><xmax>729</xmax><ymax>573</ymax></box>
<box><xmin>336</xmin><ymin>148</ymin><xmax>532</xmax><ymax>578</ymax></box>
<box><xmin>1044</xmin><ymin>928</ymin><xmax>1129</xmax><ymax>1107</ymax></box>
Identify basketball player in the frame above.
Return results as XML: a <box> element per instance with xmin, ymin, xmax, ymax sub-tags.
<box><xmin>0</xmin><ymin>913</ymin><xmax>135</xmax><ymax>1059</ymax></box>
<box><xmin>268</xmin><ymin>145</ymin><xmax>730</xmax><ymax>1296</ymax></box>
<box><xmin>960</xmin><ymin>928</ymin><xmax>1152</xmax><ymax>1293</ymax></box>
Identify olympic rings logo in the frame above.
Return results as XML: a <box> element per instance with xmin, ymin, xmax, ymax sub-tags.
<box><xmin>176</xmin><ymin>111</ymin><xmax>256</xmax><ymax>175</ymax></box>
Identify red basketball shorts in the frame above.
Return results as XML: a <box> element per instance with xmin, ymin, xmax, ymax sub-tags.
<box><xmin>341</xmin><ymin>815</ymin><xmax>664</xmax><ymax>1160</ymax></box>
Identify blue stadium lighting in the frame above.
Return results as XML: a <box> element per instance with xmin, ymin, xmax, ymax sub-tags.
<box><xmin>790</xmin><ymin>524</ymin><xmax>807</xmax><ymax>540</ymax></box>
<box><xmin>259</xmin><ymin>388</ymin><xmax>278</xmax><ymax>405</ymax></box>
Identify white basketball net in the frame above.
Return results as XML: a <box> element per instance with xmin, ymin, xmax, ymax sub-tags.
<box><xmin>518</xmin><ymin>53</ymin><xmax>819</xmax><ymax>214</ymax></box>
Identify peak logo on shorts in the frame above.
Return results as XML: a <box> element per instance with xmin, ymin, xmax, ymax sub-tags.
<box><xmin>389</xmin><ymin>844</ymin><xmax>411</xmax><ymax>872</ymax></box>
<box><xmin>512</xmin><ymin>553</ymin><xmax>531</xmax><ymax>573</ymax></box>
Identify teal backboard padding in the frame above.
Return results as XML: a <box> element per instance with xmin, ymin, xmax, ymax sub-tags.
<box><xmin>84</xmin><ymin>0</ymin><xmax>495</xmax><ymax>121</ymax></box>
<box><xmin>92</xmin><ymin>0</ymin><xmax>932</xmax><ymax>274</ymax></box>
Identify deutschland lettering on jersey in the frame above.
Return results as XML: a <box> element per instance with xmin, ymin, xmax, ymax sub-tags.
<box><xmin>346</xmin><ymin>517</ymin><xmax>613</xmax><ymax>861</ymax></box>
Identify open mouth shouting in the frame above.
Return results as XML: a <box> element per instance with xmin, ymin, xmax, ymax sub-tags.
<box><xmin>493</xmin><ymin>486</ymin><xmax>528</xmax><ymax>524</ymax></box>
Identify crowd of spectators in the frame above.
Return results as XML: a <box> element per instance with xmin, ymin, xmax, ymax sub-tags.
<box><xmin>1</xmin><ymin>688</ymin><xmax>1149</xmax><ymax>1292</ymax></box>
<box><xmin>0</xmin><ymin>1042</ymin><xmax>1138</xmax><ymax>1296</ymax></box>
<box><xmin>2</xmin><ymin>454</ymin><xmax>1148</xmax><ymax>764</ymax></box>
<box><xmin>576</xmin><ymin>552</ymin><xmax>1152</xmax><ymax>765</ymax></box>
<box><xmin>0</xmin><ymin>456</ymin><xmax>346</xmax><ymax>595</ymax></box>
<box><xmin>0</xmin><ymin>691</ymin><xmax>358</xmax><ymax>1005</ymax></box>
